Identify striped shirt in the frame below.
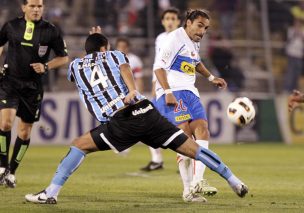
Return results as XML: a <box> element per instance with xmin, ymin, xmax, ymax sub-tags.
<box><xmin>67</xmin><ymin>50</ymin><xmax>145</xmax><ymax>122</ymax></box>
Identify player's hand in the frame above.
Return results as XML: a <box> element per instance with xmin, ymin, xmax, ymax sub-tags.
<box><xmin>165</xmin><ymin>93</ymin><xmax>178</xmax><ymax>106</ymax></box>
<box><xmin>124</xmin><ymin>90</ymin><xmax>138</xmax><ymax>104</ymax></box>
<box><xmin>89</xmin><ymin>26</ymin><xmax>102</xmax><ymax>35</ymax></box>
<box><xmin>30</xmin><ymin>63</ymin><xmax>45</xmax><ymax>74</ymax></box>
<box><xmin>212</xmin><ymin>77</ymin><xmax>227</xmax><ymax>89</ymax></box>
<box><xmin>288</xmin><ymin>90</ymin><xmax>304</xmax><ymax>112</ymax></box>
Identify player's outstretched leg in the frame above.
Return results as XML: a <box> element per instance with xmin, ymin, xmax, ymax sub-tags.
<box><xmin>25</xmin><ymin>146</ymin><xmax>86</xmax><ymax>204</ymax></box>
<box><xmin>175</xmin><ymin>139</ymin><xmax>248</xmax><ymax>198</ymax></box>
<box><xmin>190</xmin><ymin>140</ymin><xmax>217</xmax><ymax>196</ymax></box>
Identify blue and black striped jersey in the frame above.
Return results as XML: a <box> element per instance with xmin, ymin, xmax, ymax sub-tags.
<box><xmin>67</xmin><ymin>50</ymin><xmax>145</xmax><ymax>122</ymax></box>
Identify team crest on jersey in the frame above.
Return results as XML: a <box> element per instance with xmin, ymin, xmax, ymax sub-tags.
<box><xmin>27</xmin><ymin>28</ymin><xmax>33</xmax><ymax>34</ymax></box>
<box><xmin>38</xmin><ymin>45</ymin><xmax>48</xmax><ymax>57</ymax></box>
<box><xmin>180</xmin><ymin>61</ymin><xmax>195</xmax><ymax>75</ymax></box>
<box><xmin>161</xmin><ymin>50</ymin><xmax>171</xmax><ymax>63</ymax></box>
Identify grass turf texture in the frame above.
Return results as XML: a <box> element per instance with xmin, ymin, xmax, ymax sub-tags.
<box><xmin>0</xmin><ymin>143</ymin><xmax>303</xmax><ymax>213</ymax></box>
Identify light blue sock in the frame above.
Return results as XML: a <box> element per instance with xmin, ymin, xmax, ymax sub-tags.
<box><xmin>46</xmin><ymin>146</ymin><xmax>85</xmax><ymax>197</ymax></box>
<box><xmin>195</xmin><ymin>146</ymin><xmax>233</xmax><ymax>180</ymax></box>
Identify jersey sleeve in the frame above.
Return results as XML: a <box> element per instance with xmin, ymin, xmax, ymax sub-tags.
<box><xmin>67</xmin><ymin>60</ymin><xmax>75</xmax><ymax>82</ymax></box>
<box><xmin>49</xmin><ymin>27</ymin><xmax>68</xmax><ymax>57</ymax></box>
<box><xmin>0</xmin><ymin>23</ymin><xmax>9</xmax><ymax>47</ymax></box>
<box><xmin>153</xmin><ymin>38</ymin><xmax>182</xmax><ymax>71</ymax></box>
<box><xmin>113</xmin><ymin>51</ymin><xmax>129</xmax><ymax>66</ymax></box>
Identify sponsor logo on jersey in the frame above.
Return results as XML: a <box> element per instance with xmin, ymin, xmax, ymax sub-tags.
<box><xmin>132</xmin><ymin>104</ymin><xmax>153</xmax><ymax>116</ymax></box>
<box><xmin>101</xmin><ymin>93</ymin><xmax>125</xmax><ymax>113</ymax></box>
<box><xmin>175</xmin><ymin>114</ymin><xmax>191</xmax><ymax>122</ymax></box>
<box><xmin>180</xmin><ymin>61</ymin><xmax>195</xmax><ymax>75</ymax></box>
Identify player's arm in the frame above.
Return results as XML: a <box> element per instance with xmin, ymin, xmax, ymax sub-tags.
<box><xmin>120</xmin><ymin>63</ymin><xmax>138</xmax><ymax>104</ymax></box>
<box><xmin>196</xmin><ymin>62</ymin><xmax>227</xmax><ymax>89</ymax></box>
<box><xmin>0</xmin><ymin>46</ymin><xmax>3</xmax><ymax>56</ymax></box>
<box><xmin>30</xmin><ymin>56</ymin><xmax>69</xmax><ymax>74</ymax></box>
<box><xmin>31</xmin><ymin>26</ymin><xmax>69</xmax><ymax>74</ymax></box>
<box><xmin>288</xmin><ymin>90</ymin><xmax>304</xmax><ymax>112</ymax></box>
<box><xmin>154</xmin><ymin>41</ymin><xmax>178</xmax><ymax>105</ymax></box>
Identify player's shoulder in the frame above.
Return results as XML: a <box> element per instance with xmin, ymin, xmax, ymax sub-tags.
<box><xmin>156</xmin><ymin>32</ymin><xmax>168</xmax><ymax>40</ymax></box>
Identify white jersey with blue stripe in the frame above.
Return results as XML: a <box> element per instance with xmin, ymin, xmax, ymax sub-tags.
<box><xmin>153</xmin><ymin>27</ymin><xmax>201</xmax><ymax>99</ymax></box>
<box><xmin>67</xmin><ymin>50</ymin><xmax>145</xmax><ymax>122</ymax></box>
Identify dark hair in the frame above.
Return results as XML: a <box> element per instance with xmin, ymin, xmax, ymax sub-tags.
<box><xmin>161</xmin><ymin>7</ymin><xmax>181</xmax><ymax>20</ymax></box>
<box><xmin>183</xmin><ymin>9</ymin><xmax>210</xmax><ymax>28</ymax></box>
<box><xmin>22</xmin><ymin>0</ymin><xmax>28</xmax><ymax>5</ymax></box>
<box><xmin>85</xmin><ymin>33</ymin><xmax>108</xmax><ymax>54</ymax></box>
<box><xmin>116</xmin><ymin>37</ymin><xmax>130</xmax><ymax>47</ymax></box>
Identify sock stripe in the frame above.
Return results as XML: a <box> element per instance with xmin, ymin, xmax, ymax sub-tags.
<box><xmin>0</xmin><ymin>136</ymin><xmax>6</xmax><ymax>152</ymax></box>
<box><xmin>201</xmin><ymin>149</ymin><xmax>221</xmax><ymax>165</ymax></box>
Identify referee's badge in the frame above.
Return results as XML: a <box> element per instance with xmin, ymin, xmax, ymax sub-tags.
<box><xmin>38</xmin><ymin>45</ymin><xmax>48</xmax><ymax>57</ymax></box>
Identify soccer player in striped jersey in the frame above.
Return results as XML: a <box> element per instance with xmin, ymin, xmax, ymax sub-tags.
<box><xmin>25</xmin><ymin>29</ymin><xmax>248</xmax><ymax>204</ymax></box>
<box><xmin>154</xmin><ymin>9</ymin><xmax>222</xmax><ymax>201</ymax></box>
<box><xmin>141</xmin><ymin>8</ymin><xmax>181</xmax><ymax>172</ymax></box>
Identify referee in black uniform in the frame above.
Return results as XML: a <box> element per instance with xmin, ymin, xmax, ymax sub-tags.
<box><xmin>0</xmin><ymin>0</ymin><xmax>68</xmax><ymax>188</ymax></box>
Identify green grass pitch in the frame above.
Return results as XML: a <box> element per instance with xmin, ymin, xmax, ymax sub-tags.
<box><xmin>0</xmin><ymin>143</ymin><xmax>303</xmax><ymax>213</ymax></box>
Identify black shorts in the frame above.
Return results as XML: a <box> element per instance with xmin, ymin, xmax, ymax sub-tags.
<box><xmin>90</xmin><ymin>99</ymin><xmax>188</xmax><ymax>152</ymax></box>
<box><xmin>0</xmin><ymin>77</ymin><xmax>43</xmax><ymax>123</ymax></box>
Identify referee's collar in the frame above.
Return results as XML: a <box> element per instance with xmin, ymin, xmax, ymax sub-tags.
<box><xmin>21</xmin><ymin>16</ymin><xmax>43</xmax><ymax>24</ymax></box>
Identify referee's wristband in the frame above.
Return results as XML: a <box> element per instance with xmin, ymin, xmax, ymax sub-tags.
<box><xmin>208</xmin><ymin>74</ymin><xmax>215</xmax><ymax>82</ymax></box>
<box><xmin>164</xmin><ymin>89</ymin><xmax>172</xmax><ymax>95</ymax></box>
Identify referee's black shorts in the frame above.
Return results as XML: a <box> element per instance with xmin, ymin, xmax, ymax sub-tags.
<box><xmin>0</xmin><ymin>77</ymin><xmax>43</xmax><ymax>123</ymax></box>
<box><xmin>90</xmin><ymin>99</ymin><xmax>188</xmax><ymax>152</ymax></box>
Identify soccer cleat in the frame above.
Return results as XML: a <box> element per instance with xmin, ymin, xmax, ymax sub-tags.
<box><xmin>140</xmin><ymin>161</ymin><xmax>163</xmax><ymax>172</ymax></box>
<box><xmin>0</xmin><ymin>167</ymin><xmax>7</xmax><ymax>185</ymax></box>
<box><xmin>183</xmin><ymin>191</ymin><xmax>207</xmax><ymax>203</ymax></box>
<box><xmin>25</xmin><ymin>190</ymin><xmax>57</xmax><ymax>204</ymax></box>
<box><xmin>190</xmin><ymin>179</ymin><xmax>218</xmax><ymax>196</ymax></box>
<box><xmin>5</xmin><ymin>173</ymin><xmax>16</xmax><ymax>188</ymax></box>
<box><xmin>231</xmin><ymin>183</ymin><xmax>248</xmax><ymax>198</ymax></box>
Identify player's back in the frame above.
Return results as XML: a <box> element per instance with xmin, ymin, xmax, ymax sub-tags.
<box><xmin>68</xmin><ymin>50</ymin><xmax>143</xmax><ymax>121</ymax></box>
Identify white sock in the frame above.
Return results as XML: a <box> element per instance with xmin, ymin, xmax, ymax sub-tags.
<box><xmin>177</xmin><ymin>154</ymin><xmax>192</xmax><ymax>195</ymax></box>
<box><xmin>192</xmin><ymin>140</ymin><xmax>208</xmax><ymax>185</ymax></box>
<box><xmin>149</xmin><ymin>147</ymin><xmax>163</xmax><ymax>163</ymax></box>
<box><xmin>45</xmin><ymin>183</ymin><xmax>62</xmax><ymax>198</ymax></box>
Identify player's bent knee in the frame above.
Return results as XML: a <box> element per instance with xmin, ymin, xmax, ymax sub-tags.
<box><xmin>174</xmin><ymin>138</ymin><xmax>198</xmax><ymax>159</ymax></box>
<box><xmin>1</xmin><ymin>121</ymin><xmax>13</xmax><ymax>131</ymax></box>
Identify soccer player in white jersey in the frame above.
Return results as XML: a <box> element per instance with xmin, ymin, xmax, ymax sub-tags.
<box><xmin>154</xmin><ymin>9</ymin><xmax>226</xmax><ymax>202</ymax></box>
<box><xmin>141</xmin><ymin>8</ymin><xmax>181</xmax><ymax>172</ymax></box>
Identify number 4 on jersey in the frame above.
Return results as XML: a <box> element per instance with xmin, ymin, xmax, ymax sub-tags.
<box><xmin>90</xmin><ymin>65</ymin><xmax>109</xmax><ymax>88</ymax></box>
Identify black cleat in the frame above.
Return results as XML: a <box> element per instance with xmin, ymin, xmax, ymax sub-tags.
<box><xmin>140</xmin><ymin>161</ymin><xmax>163</xmax><ymax>172</ymax></box>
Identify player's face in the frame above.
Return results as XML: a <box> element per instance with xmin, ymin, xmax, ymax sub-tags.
<box><xmin>116</xmin><ymin>41</ymin><xmax>129</xmax><ymax>54</ymax></box>
<box><xmin>162</xmin><ymin>13</ymin><xmax>180</xmax><ymax>32</ymax></box>
<box><xmin>186</xmin><ymin>16</ymin><xmax>210</xmax><ymax>42</ymax></box>
<box><xmin>22</xmin><ymin>0</ymin><xmax>44</xmax><ymax>22</ymax></box>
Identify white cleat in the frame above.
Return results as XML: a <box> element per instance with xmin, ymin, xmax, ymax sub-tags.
<box><xmin>190</xmin><ymin>179</ymin><xmax>217</xmax><ymax>196</ymax></box>
<box><xmin>5</xmin><ymin>174</ymin><xmax>16</xmax><ymax>188</ymax></box>
<box><xmin>25</xmin><ymin>190</ymin><xmax>57</xmax><ymax>204</ymax></box>
<box><xmin>183</xmin><ymin>191</ymin><xmax>207</xmax><ymax>203</ymax></box>
<box><xmin>231</xmin><ymin>183</ymin><xmax>249</xmax><ymax>198</ymax></box>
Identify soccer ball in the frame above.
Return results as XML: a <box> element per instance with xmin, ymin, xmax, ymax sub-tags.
<box><xmin>227</xmin><ymin>97</ymin><xmax>256</xmax><ymax>126</ymax></box>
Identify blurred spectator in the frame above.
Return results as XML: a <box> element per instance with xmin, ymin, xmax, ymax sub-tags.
<box><xmin>212</xmin><ymin>0</ymin><xmax>239</xmax><ymax>39</ymax></box>
<box><xmin>210</xmin><ymin>35</ymin><xmax>245</xmax><ymax>91</ymax></box>
<box><xmin>284</xmin><ymin>19</ymin><xmax>304</xmax><ymax>93</ymax></box>
<box><xmin>116</xmin><ymin>37</ymin><xmax>144</xmax><ymax>92</ymax></box>
<box><xmin>291</xmin><ymin>1</ymin><xmax>304</xmax><ymax>21</ymax></box>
